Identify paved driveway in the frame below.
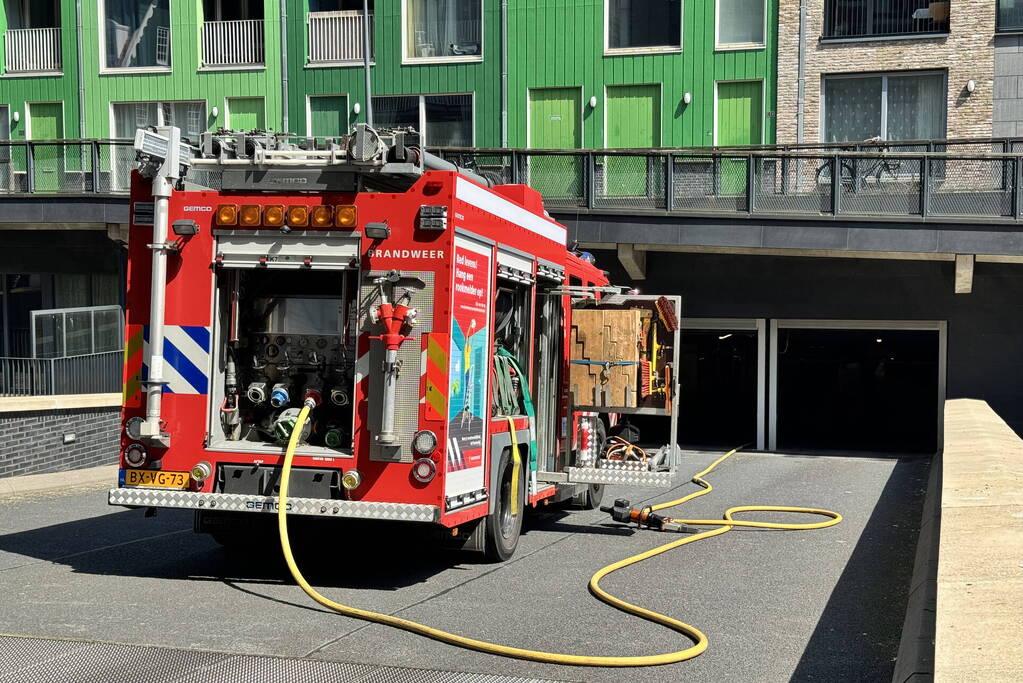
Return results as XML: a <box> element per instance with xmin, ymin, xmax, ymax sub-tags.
<box><xmin>0</xmin><ymin>451</ymin><xmax>929</xmax><ymax>682</ymax></box>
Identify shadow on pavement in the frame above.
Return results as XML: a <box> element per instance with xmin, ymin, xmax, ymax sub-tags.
<box><xmin>0</xmin><ymin>498</ymin><xmax>622</xmax><ymax>592</ymax></box>
<box><xmin>789</xmin><ymin>456</ymin><xmax>931</xmax><ymax>682</ymax></box>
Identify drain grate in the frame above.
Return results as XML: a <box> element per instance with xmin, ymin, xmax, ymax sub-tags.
<box><xmin>0</xmin><ymin>635</ymin><xmax>565</xmax><ymax>683</ymax></box>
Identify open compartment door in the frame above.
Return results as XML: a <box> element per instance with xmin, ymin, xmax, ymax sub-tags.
<box><xmin>566</xmin><ymin>293</ymin><xmax>681</xmax><ymax>487</ymax></box>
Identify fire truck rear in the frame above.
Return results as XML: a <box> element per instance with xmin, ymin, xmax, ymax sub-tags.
<box><xmin>109</xmin><ymin>125</ymin><xmax>681</xmax><ymax>561</ymax></box>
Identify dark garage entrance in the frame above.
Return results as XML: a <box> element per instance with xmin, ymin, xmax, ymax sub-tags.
<box><xmin>678</xmin><ymin>328</ymin><xmax>760</xmax><ymax>449</ymax></box>
<box><xmin>774</xmin><ymin>326</ymin><xmax>940</xmax><ymax>453</ymax></box>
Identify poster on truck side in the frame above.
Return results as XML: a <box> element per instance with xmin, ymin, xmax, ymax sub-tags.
<box><xmin>445</xmin><ymin>235</ymin><xmax>492</xmax><ymax>500</ymax></box>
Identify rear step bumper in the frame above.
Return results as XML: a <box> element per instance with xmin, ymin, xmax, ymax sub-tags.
<box><xmin>108</xmin><ymin>488</ymin><xmax>440</xmax><ymax>523</ymax></box>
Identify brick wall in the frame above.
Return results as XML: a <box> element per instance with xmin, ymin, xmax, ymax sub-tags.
<box><xmin>777</xmin><ymin>0</ymin><xmax>994</xmax><ymax>143</ymax></box>
<box><xmin>0</xmin><ymin>407</ymin><xmax>120</xmax><ymax>478</ymax></box>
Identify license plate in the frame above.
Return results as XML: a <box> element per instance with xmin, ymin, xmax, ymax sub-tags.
<box><xmin>124</xmin><ymin>470</ymin><xmax>190</xmax><ymax>489</ymax></box>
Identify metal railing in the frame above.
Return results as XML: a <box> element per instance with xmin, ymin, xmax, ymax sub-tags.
<box><xmin>0</xmin><ymin>350</ymin><xmax>122</xmax><ymax>397</ymax></box>
<box><xmin>9</xmin><ymin>136</ymin><xmax>1023</xmax><ymax>223</ymax></box>
<box><xmin>433</xmin><ymin>143</ymin><xmax>1023</xmax><ymax>221</ymax></box>
<box><xmin>201</xmin><ymin>19</ymin><xmax>265</xmax><ymax>67</ymax></box>
<box><xmin>0</xmin><ymin>139</ymin><xmax>134</xmax><ymax>194</ymax></box>
<box><xmin>308</xmin><ymin>10</ymin><xmax>372</xmax><ymax>63</ymax></box>
<box><xmin>823</xmin><ymin>0</ymin><xmax>949</xmax><ymax>39</ymax></box>
<box><xmin>3</xmin><ymin>26</ymin><xmax>62</xmax><ymax>72</ymax></box>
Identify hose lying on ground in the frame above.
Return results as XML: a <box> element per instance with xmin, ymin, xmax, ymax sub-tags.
<box><xmin>277</xmin><ymin>406</ymin><xmax>842</xmax><ymax>668</ymax></box>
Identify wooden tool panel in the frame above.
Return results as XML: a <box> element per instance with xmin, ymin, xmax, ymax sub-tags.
<box><xmin>570</xmin><ymin>309</ymin><xmax>643</xmax><ymax>408</ymax></box>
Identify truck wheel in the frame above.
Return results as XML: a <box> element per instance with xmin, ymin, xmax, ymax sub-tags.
<box><xmin>572</xmin><ymin>483</ymin><xmax>605</xmax><ymax>509</ymax></box>
<box><xmin>484</xmin><ymin>449</ymin><xmax>525</xmax><ymax>562</ymax></box>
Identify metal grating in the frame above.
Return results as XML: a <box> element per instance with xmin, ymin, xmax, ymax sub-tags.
<box><xmin>592</xmin><ymin>154</ymin><xmax>665</xmax><ymax>209</ymax></box>
<box><xmin>0</xmin><ymin>636</ymin><xmax>563</xmax><ymax>683</ymax></box>
<box><xmin>928</xmin><ymin>157</ymin><xmax>1013</xmax><ymax>217</ymax></box>
<box><xmin>754</xmin><ymin>157</ymin><xmax>833</xmax><ymax>214</ymax></box>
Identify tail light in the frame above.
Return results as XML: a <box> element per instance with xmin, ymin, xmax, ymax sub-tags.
<box><xmin>123</xmin><ymin>443</ymin><xmax>148</xmax><ymax>468</ymax></box>
<box><xmin>413</xmin><ymin>430</ymin><xmax>437</xmax><ymax>455</ymax></box>
<box><xmin>412</xmin><ymin>458</ymin><xmax>436</xmax><ymax>483</ymax></box>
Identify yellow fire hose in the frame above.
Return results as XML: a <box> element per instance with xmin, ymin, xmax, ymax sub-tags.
<box><xmin>278</xmin><ymin>404</ymin><xmax>842</xmax><ymax>667</ymax></box>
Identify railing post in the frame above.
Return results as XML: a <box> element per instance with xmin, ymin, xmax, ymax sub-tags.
<box><xmin>586</xmin><ymin>152</ymin><xmax>596</xmax><ymax>210</ymax></box>
<box><xmin>831</xmin><ymin>155</ymin><xmax>841</xmax><ymax>215</ymax></box>
<box><xmin>920</xmin><ymin>156</ymin><xmax>931</xmax><ymax>218</ymax></box>
<box><xmin>1014</xmin><ymin>157</ymin><xmax>1023</xmax><ymax>221</ymax></box>
<box><xmin>510</xmin><ymin>151</ymin><xmax>520</xmax><ymax>184</ymax></box>
<box><xmin>780</xmin><ymin>155</ymin><xmax>789</xmax><ymax>195</ymax></box>
<box><xmin>665</xmin><ymin>153</ymin><xmax>674</xmax><ymax>212</ymax></box>
<box><xmin>48</xmin><ymin>358</ymin><xmax>55</xmax><ymax>396</ymax></box>
<box><xmin>746</xmin><ymin>153</ymin><xmax>756</xmax><ymax>214</ymax></box>
<box><xmin>91</xmin><ymin>140</ymin><xmax>101</xmax><ymax>193</ymax></box>
<box><xmin>25</xmin><ymin>141</ymin><xmax>34</xmax><ymax>194</ymax></box>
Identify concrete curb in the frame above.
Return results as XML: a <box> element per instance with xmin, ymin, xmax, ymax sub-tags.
<box><xmin>0</xmin><ymin>464</ymin><xmax>117</xmax><ymax>498</ymax></box>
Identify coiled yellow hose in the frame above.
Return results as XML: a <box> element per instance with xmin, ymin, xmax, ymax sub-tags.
<box><xmin>278</xmin><ymin>406</ymin><xmax>842</xmax><ymax>667</ymax></box>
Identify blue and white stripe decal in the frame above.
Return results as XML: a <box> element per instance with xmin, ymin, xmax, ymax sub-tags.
<box><xmin>141</xmin><ymin>325</ymin><xmax>211</xmax><ymax>395</ymax></box>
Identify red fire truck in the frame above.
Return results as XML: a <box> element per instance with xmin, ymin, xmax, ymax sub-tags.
<box><xmin>109</xmin><ymin>125</ymin><xmax>680</xmax><ymax>561</ymax></box>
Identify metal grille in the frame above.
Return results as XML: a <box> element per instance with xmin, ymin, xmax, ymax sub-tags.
<box><xmin>0</xmin><ymin>636</ymin><xmax>560</xmax><ymax>683</ymax></box>
<box><xmin>671</xmin><ymin>155</ymin><xmax>748</xmax><ymax>212</ymax></box>
<box><xmin>835</xmin><ymin>157</ymin><xmax>923</xmax><ymax>216</ymax></box>
<box><xmin>361</xmin><ymin>272</ymin><xmax>435</xmax><ymax>463</ymax></box>
<box><xmin>524</xmin><ymin>153</ymin><xmax>585</xmax><ymax>208</ymax></box>
<box><xmin>929</xmin><ymin>158</ymin><xmax>1014</xmax><ymax>217</ymax></box>
<box><xmin>754</xmin><ymin>157</ymin><xmax>833</xmax><ymax>214</ymax></box>
<box><xmin>593</xmin><ymin>154</ymin><xmax>665</xmax><ymax>209</ymax></box>
<box><xmin>97</xmin><ymin>141</ymin><xmax>136</xmax><ymax>193</ymax></box>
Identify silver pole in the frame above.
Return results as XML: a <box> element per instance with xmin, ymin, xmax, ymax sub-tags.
<box><xmin>362</xmin><ymin>0</ymin><xmax>373</xmax><ymax>127</ymax></box>
<box><xmin>796</xmin><ymin>0</ymin><xmax>807</xmax><ymax>143</ymax></box>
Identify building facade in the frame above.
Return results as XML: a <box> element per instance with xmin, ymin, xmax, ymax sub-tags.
<box><xmin>1</xmin><ymin>0</ymin><xmax>777</xmax><ymax>149</ymax></box>
<box><xmin>776</xmin><ymin>0</ymin><xmax>994</xmax><ymax>143</ymax></box>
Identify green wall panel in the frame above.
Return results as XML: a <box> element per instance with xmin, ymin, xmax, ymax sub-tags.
<box><xmin>1</xmin><ymin>0</ymin><xmax>775</xmax><ymax>149</ymax></box>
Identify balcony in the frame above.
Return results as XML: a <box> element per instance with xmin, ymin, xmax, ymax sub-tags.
<box><xmin>823</xmin><ymin>0</ymin><xmax>949</xmax><ymax>40</ymax></box>
<box><xmin>201</xmin><ymin>19</ymin><xmax>264</xmax><ymax>67</ymax></box>
<box><xmin>3</xmin><ymin>27</ymin><xmax>61</xmax><ymax>73</ymax></box>
<box><xmin>308</xmin><ymin>10</ymin><xmax>373</xmax><ymax>64</ymax></box>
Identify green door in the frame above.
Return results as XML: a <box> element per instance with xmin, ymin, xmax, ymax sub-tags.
<box><xmin>228</xmin><ymin>97</ymin><xmax>266</xmax><ymax>130</ymax></box>
<box><xmin>716</xmin><ymin>81</ymin><xmax>763</xmax><ymax>195</ymax></box>
<box><xmin>29</xmin><ymin>102</ymin><xmax>63</xmax><ymax>192</ymax></box>
<box><xmin>309</xmin><ymin>96</ymin><xmax>348</xmax><ymax>137</ymax></box>
<box><xmin>607</xmin><ymin>84</ymin><xmax>660</xmax><ymax>197</ymax></box>
<box><xmin>528</xmin><ymin>88</ymin><xmax>581</xmax><ymax>202</ymax></box>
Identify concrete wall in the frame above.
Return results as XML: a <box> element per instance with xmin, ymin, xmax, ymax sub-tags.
<box><xmin>777</xmin><ymin>0</ymin><xmax>994</xmax><ymax>143</ymax></box>
<box><xmin>0</xmin><ymin>395</ymin><xmax>121</xmax><ymax>478</ymax></box>
<box><xmin>994</xmin><ymin>35</ymin><xmax>1023</xmax><ymax>137</ymax></box>
<box><xmin>594</xmin><ymin>251</ymin><xmax>1023</xmax><ymax>437</ymax></box>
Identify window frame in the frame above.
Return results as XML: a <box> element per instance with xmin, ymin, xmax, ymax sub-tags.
<box><xmin>98</xmin><ymin>0</ymin><xmax>173</xmax><ymax>74</ymax></box>
<box><xmin>108</xmin><ymin>99</ymin><xmax>208</xmax><ymax>139</ymax></box>
<box><xmin>305</xmin><ymin>93</ymin><xmax>351</xmax><ymax>137</ymax></box>
<box><xmin>997</xmin><ymin>0</ymin><xmax>1023</xmax><ymax>33</ymax></box>
<box><xmin>603</xmin><ymin>0</ymin><xmax>684</xmax><ymax>56</ymax></box>
<box><xmin>400</xmin><ymin>0</ymin><xmax>484</xmax><ymax>65</ymax></box>
<box><xmin>715</xmin><ymin>0</ymin><xmax>767</xmax><ymax>51</ymax></box>
<box><xmin>820</xmin><ymin>70</ymin><xmax>947</xmax><ymax>143</ymax></box>
<box><xmin>370</xmin><ymin>92</ymin><xmax>475</xmax><ymax>147</ymax></box>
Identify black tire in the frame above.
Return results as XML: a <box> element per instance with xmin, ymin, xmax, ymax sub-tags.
<box><xmin>484</xmin><ymin>448</ymin><xmax>525</xmax><ymax>562</ymax></box>
<box><xmin>572</xmin><ymin>483</ymin><xmax>605</xmax><ymax>510</ymax></box>
<box><xmin>608</xmin><ymin>420</ymin><xmax>639</xmax><ymax>445</ymax></box>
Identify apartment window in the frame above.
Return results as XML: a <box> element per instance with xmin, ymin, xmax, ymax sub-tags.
<box><xmin>607</xmin><ymin>0</ymin><xmax>681</xmax><ymax>51</ymax></box>
<box><xmin>998</xmin><ymin>0</ymin><xmax>1023</xmax><ymax>31</ymax></box>
<box><xmin>717</xmin><ymin>0</ymin><xmax>765</xmax><ymax>47</ymax></box>
<box><xmin>405</xmin><ymin>0</ymin><xmax>482</xmax><ymax>60</ymax></box>
<box><xmin>372</xmin><ymin>94</ymin><xmax>473</xmax><ymax>146</ymax></box>
<box><xmin>823</xmin><ymin>72</ymin><xmax>945</xmax><ymax>142</ymax></box>
<box><xmin>824</xmin><ymin>0</ymin><xmax>949</xmax><ymax>39</ymax></box>
<box><xmin>112</xmin><ymin>101</ymin><xmax>207</xmax><ymax>141</ymax></box>
<box><xmin>102</xmin><ymin>0</ymin><xmax>171</xmax><ymax>69</ymax></box>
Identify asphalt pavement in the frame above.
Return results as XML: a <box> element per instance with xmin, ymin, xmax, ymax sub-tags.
<box><xmin>0</xmin><ymin>451</ymin><xmax>930</xmax><ymax>682</ymax></box>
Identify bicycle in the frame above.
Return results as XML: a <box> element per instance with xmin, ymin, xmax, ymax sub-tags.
<box><xmin>815</xmin><ymin>137</ymin><xmax>904</xmax><ymax>192</ymax></box>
